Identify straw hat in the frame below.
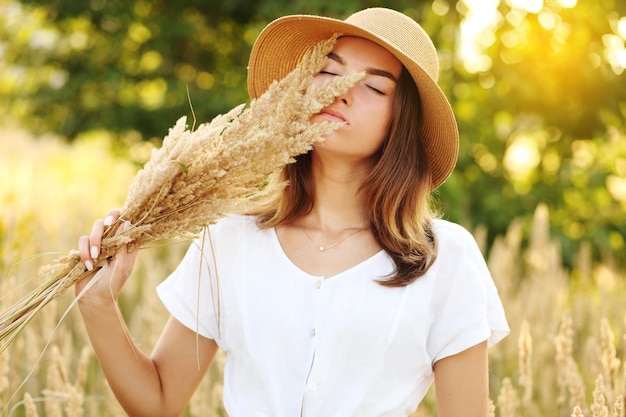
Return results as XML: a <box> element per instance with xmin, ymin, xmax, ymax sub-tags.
<box><xmin>247</xmin><ymin>7</ymin><xmax>459</xmax><ymax>190</ymax></box>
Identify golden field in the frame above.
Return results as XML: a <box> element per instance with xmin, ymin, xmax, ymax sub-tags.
<box><xmin>0</xmin><ymin>127</ymin><xmax>624</xmax><ymax>416</ymax></box>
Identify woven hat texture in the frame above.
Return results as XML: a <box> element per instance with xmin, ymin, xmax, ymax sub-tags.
<box><xmin>248</xmin><ymin>8</ymin><xmax>459</xmax><ymax>189</ymax></box>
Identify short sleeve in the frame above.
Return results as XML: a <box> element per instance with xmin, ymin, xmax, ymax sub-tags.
<box><xmin>156</xmin><ymin>227</ymin><xmax>221</xmax><ymax>341</ymax></box>
<box><xmin>427</xmin><ymin>221</ymin><xmax>509</xmax><ymax>364</ymax></box>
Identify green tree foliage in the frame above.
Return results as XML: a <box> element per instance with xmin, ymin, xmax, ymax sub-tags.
<box><xmin>436</xmin><ymin>0</ymin><xmax>626</xmax><ymax>268</ymax></box>
<box><xmin>0</xmin><ymin>0</ymin><xmax>624</xmax><ymax>268</ymax></box>
<box><xmin>0</xmin><ymin>0</ymin><xmax>257</xmax><ymax>139</ymax></box>
<box><xmin>0</xmin><ymin>0</ymin><xmax>419</xmax><ymax>139</ymax></box>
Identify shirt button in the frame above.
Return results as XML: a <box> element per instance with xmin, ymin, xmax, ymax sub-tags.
<box><xmin>310</xmin><ymin>328</ymin><xmax>316</xmax><ymax>337</ymax></box>
<box><xmin>307</xmin><ymin>382</ymin><xmax>317</xmax><ymax>391</ymax></box>
<box><xmin>315</xmin><ymin>280</ymin><xmax>322</xmax><ymax>289</ymax></box>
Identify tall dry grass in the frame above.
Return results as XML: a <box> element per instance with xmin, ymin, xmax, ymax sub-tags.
<box><xmin>0</xmin><ymin>127</ymin><xmax>624</xmax><ymax>416</ymax></box>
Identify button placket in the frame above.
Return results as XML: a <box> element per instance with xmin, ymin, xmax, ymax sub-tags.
<box><xmin>310</xmin><ymin>278</ymin><xmax>322</xmax><ymax>339</ymax></box>
<box><xmin>301</xmin><ymin>275</ymin><xmax>324</xmax><ymax>412</ymax></box>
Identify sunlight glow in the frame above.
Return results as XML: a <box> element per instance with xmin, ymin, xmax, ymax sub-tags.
<box><xmin>618</xmin><ymin>17</ymin><xmax>626</xmax><ymax>39</ymax></box>
<box><xmin>48</xmin><ymin>68</ymin><xmax>69</xmax><ymax>89</ymax></box>
<box><xmin>504</xmin><ymin>135</ymin><xmax>541</xmax><ymax>180</ymax></box>
<box><xmin>538</xmin><ymin>10</ymin><xmax>558</xmax><ymax>30</ymax></box>
<box><xmin>457</xmin><ymin>0</ymin><xmax>582</xmax><ymax>73</ymax></box>
<box><xmin>137</xmin><ymin>77</ymin><xmax>167</xmax><ymax>109</ymax></box>
<box><xmin>507</xmin><ymin>0</ymin><xmax>544</xmax><ymax>14</ymax></box>
<box><xmin>29</xmin><ymin>28</ymin><xmax>58</xmax><ymax>50</ymax></box>
<box><xmin>556</xmin><ymin>0</ymin><xmax>577</xmax><ymax>7</ymax></box>
<box><xmin>603</xmin><ymin>34</ymin><xmax>626</xmax><ymax>75</ymax></box>
<box><xmin>2</xmin><ymin>1</ymin><xmax>25</xmax><ymax>28</ymax></box>
<box><xmin>607</xmin><ymin>175</ymin><xmax>626</xmax><ymax>202</ymax></box>
<box><xmin>68</xmin><ymin>31</ymin><xmax>88</xmax><ymax>50</ymax></box>
<box><xmin>571</xmin><ymin>140</ymin><xmax>595</xmax><ymax>170</ymax></box>
<box><xmin>458</xmin><ymin>0</ymin><xmax>500</xmax><ymax>73</ymax></box>
<box><xmin>505</xmin><ymin>9</ymin><xmax>526</xmax><ymax>27</ymax></box>
<box><xmin>431</xmin><ymin>0</ymin><xmax>450</xmax><ymax>16</ymax></box>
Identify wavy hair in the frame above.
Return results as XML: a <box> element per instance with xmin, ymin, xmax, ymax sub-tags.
<box><xmin>252</xmin><ymin>66</ymin><xmax>438</xmax><ymax>287</ymax></box>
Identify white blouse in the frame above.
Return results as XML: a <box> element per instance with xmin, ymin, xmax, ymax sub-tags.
<box><xmin>157</xmin><ymin>215</ymin><xmax>509</xmax><ymax>417</ymax></box>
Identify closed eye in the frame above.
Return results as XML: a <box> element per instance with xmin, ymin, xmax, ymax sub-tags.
<box><xmin>366</xmin><ymin>84</ymin><xmax>384</xmax><ymax>95</ymax></box>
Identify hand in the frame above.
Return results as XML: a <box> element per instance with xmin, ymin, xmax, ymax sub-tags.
<box><xmin>76</xmin><ymin>209</ymin><xmax>139</xmax><ymax>307</ymax></box>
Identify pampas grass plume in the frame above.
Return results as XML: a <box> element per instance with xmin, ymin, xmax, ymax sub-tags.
<box><xmin>0</xmin><ymin>35</ymin><xmax>363</xmax><ymax>354</ymax></box>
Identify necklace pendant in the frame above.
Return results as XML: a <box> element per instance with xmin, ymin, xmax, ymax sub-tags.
<box><xmin>319</xmin><ymin>246</ymin><xmax>325</xmax><ymax>251</ymax></box>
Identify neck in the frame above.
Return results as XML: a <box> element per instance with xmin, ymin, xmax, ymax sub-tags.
<box><xmin>301</xmin><ymin>153</ymin><xmax>371</xmax><ymax>232</ymax></box>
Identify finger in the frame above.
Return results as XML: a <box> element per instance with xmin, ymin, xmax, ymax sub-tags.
<box><xmin>113</xmin><ymin>219</ymin><xmax>130</xmax><ymax>236</ymax></box>
<box><xmin>103</xmin><ymin>208</ymin><xmax>122</xmax><ymax>227</ymax></box>
<box><xmin>106</xmin><ymin>222</ymin><xmax>138</xmax><ymax>295</ymax></box>
<box><xmin>89</xmin><ymin>219</ymin><xmax>105</xmax><ymax>261</ymax></box>
<box><xmin>112</xmin><ymin>239</ymin><xmax>139</xmax><ymax>271</ymax></box>
<box><xmin>113</xmin><ymin>221</ymin><xmax>134</xmax><ymax>256</ymax></box>
<box><xmin>78</xmin><ymin>235</ymin><xmax>94</xmax><ymax>271</ymax></box>
<box><xmin>107</xmin><ymin>221</ymin><xmax>132</xmax><ymax>263</ymax></box>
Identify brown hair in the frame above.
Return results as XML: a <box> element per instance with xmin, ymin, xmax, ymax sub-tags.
<box><xmin>252</xmin><ymin>67</ymin><xmax>438</xmax><ymax>287</ymax></box>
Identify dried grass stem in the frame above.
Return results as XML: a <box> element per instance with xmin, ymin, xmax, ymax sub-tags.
<box><xmin>0</xmin><ymin>35</ymin><xmax>363</xmax><ymax>353</ymax></box>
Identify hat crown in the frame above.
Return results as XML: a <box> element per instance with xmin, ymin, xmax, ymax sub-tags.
<box><xmin>247</xmin><ymin>8</ymin><xmax>458</xmax><ymax>190</ymax></box>
<box><xmin>344</xmin><ymin>8</ymin><xmax>439</xmax><ymax>81</ymax></box>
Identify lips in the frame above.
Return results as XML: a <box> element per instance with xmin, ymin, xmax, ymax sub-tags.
<box><xmin>318</xmin><ymin>107</ymin><xmax>347</xmax><ymax>124</ymax></box>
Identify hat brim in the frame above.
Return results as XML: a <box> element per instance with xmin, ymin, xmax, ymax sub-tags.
<box><xmin>247</xmin><ymin>14</ymin><xmax>459</xmax><ymax>190</ymax></box>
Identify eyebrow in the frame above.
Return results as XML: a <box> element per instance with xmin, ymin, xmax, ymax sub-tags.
<box><xmin>327</xmin><ymin>52</ymin><xmax>398</xmax><ymax>82</ymax></box>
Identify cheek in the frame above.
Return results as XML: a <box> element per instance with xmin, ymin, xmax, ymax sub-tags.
<box><xmin>366</xmin><ymin>101</ymin><xmax>394</xmax><ymax>136</ymax></box>
<box><xmin>364</xmin><ymin>106</ymin><xmax>393</xmax><ymax>150</ymax></box>
<box><xmin>358</xmin><ymin>110</ymin><xmax>392</xmax><ymax>150</ymax></box>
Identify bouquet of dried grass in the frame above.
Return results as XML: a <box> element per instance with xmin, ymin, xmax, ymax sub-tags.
<box><xmin>0</xmin><ymin>36</ymin><xmax>363</xmax><ymax>353</ymax></box>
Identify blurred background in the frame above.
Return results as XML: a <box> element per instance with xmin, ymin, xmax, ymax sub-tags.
<box><xmin>1</xmin><ymin>0</ymin><xmax>625</xmax><ymax>269</ymax></box>
<box><xmin>0</xmin><ymin>0</ymin><xmax>625</xmax><ymax>416</ymax></box>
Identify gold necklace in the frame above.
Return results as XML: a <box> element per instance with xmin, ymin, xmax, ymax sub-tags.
<box><xmin>302</xmin><ymin>227</ymin><xmax>368</xmax><ymax>252</ymax></box>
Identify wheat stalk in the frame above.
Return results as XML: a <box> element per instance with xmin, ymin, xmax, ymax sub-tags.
<box><xmin>601</xmin><ymin>317</ymin><xmax>621</xmax><ymax>401</ymax></box>
<box><xmin>592</xmin><ymin>375</ymin><xmax>610</xmax><ymax>417</ymax></box>
<box><xmin>497</xmin><ymin>377</ymin><xmax>521</xmax><ymax>417</ymax></box>
<box><xmin>518</xmin><ymin>320</ymin><xmax>533</xmax><ymax>407</ymax></box>
<box><xmin>0</xmin><ymin>35</ymin><xmax>363</xmax><ymax>353</ymax></box>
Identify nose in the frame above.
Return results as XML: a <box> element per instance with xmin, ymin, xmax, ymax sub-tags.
<box><xmin>336</xmin><ymin>87</ymin><xmax>352</xmax><ymax>106</ymax></box>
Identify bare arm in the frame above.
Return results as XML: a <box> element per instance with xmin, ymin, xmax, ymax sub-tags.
<box><xmin>77</xmin><ymin>210</ymin><xmax>219</xmax><ymax>417</ymax></box>
<box><xmin>433</xmin><ymin>341</ymin><xmax>489</xmax><ymax>417</ymax></box>
<box><xmin>80</xmin><ymin>303</ymin><xmax>218</xmax><ymax>417</ymax></box>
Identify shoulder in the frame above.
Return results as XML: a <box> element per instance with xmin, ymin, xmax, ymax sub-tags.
<box><xmin>211</xmin><ymin>214</ymin><xmax>260</xmax><ymax>234</ymax></box>
<box><xmin>428</xmin><ymin>219</ymin><xmax>488</xmax><ymax>277</ymax></box>
<box><xmin>214</xmin><ymin>213</ymin><xmax>258</xmax><ymax>227</ymax></box>
<box><xmin>202</xmin><ymin>214</ymin><xmax>264</xmax><ymax>249</ymax></box>
<box><xmin>432</xmin><ymin>219</ymin><xmax>478</xmax><ymax>253</ymax></box>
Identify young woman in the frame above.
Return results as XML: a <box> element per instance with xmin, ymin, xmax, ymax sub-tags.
<box><xmin>77</xmin><ymin>8</ymin><xmax>509</xmax><ymax>417</ymax></box>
